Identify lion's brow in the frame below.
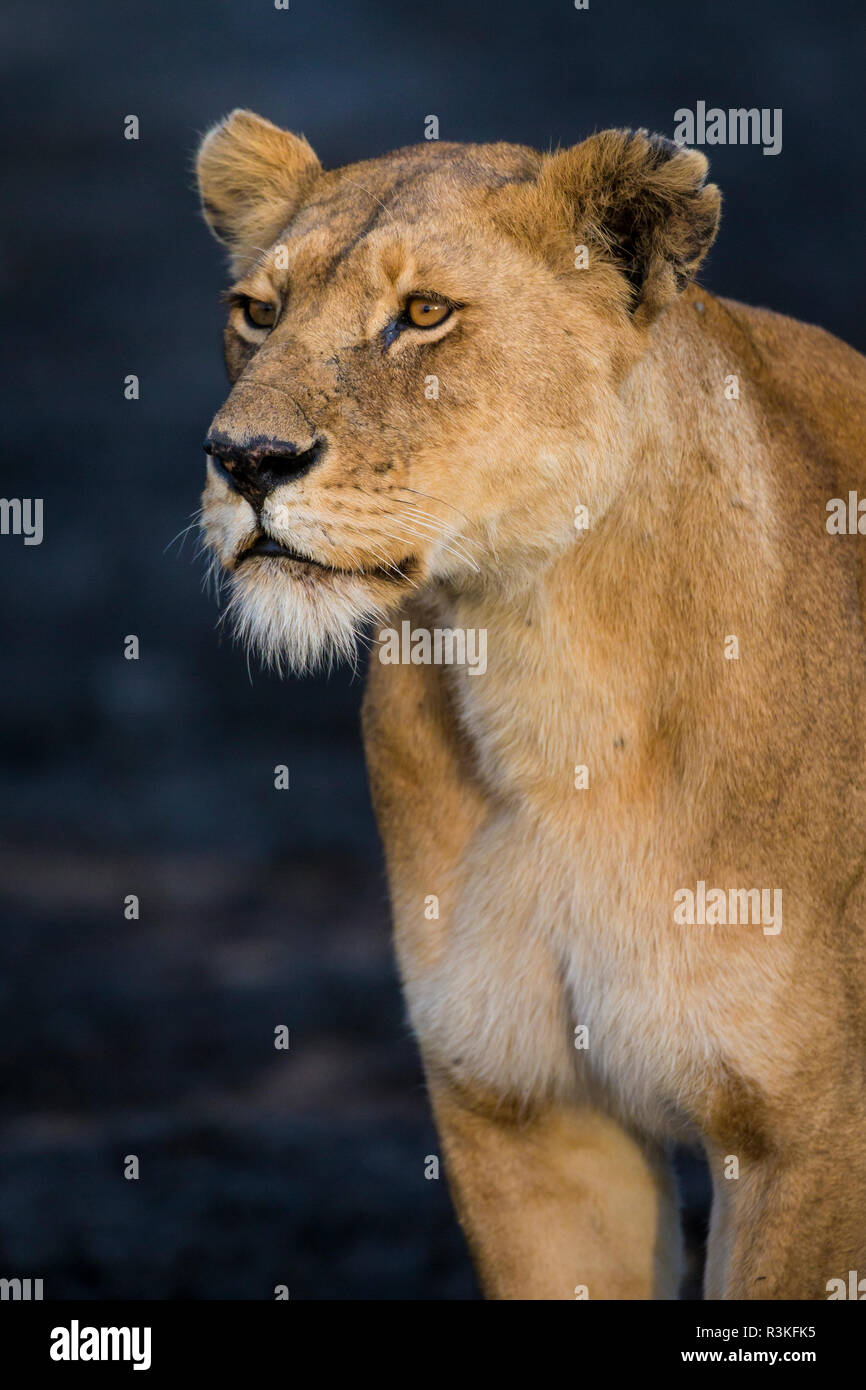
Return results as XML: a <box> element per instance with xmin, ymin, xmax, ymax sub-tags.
<box><xmin>287</xmin><ymin>171</ymin><xmax>419</xmax><ymax>285</ymax></box>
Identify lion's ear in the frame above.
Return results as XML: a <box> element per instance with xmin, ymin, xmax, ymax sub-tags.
<box><xmin>537</xmin><ymin>129</ymin><xmax>721</xmax><ymax>323</ymax></box>
<box><xmin>196</xmin><ymin>109</ymin><xmax>321</xmax><ymax>270</ymax></box>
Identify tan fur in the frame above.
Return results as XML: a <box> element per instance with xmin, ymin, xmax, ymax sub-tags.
<box><xmin>196</xmin><ymin>112</ymin><xmax>866</xmax><ymax>1299</ymax></box>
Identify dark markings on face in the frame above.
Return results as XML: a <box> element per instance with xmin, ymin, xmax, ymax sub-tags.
<box><xmin>273</xmin><ymin>143</ymin><xmax>541</xmax><ymax>296</ymax></box>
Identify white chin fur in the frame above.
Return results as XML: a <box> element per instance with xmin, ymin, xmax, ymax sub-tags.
<box><xmin>221</xmin><ymin>560</ymin><xmax>387</xmax><ymax>676</ymax></box>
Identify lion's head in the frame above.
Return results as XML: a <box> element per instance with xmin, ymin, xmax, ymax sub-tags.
<box><xmin>196</xmin><ymin>110</ymin><xmax>719</xmax><ymax>671</ymax></box>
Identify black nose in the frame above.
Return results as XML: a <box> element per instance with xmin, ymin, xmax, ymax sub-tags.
<box><xmin>203</xmin><ymin>433</ymin><xmax>326</xmax><ymax>508</ymax></box>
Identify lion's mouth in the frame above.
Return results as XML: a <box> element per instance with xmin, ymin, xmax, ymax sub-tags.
<box><xmin>235</xmin><ymin>534</ymin><xmax>413</xmax><ymax>581</ymax></box>
<box><xmin>237</xmin><ymin>536</ymin><xmax>330</xmax><ymax>567</ymax></box>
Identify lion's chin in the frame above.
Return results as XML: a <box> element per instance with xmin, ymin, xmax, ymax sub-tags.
<box><xmin>220</xmin><ymin>556</ymin><xmax>388</xmax><ymax>675</ymax></box>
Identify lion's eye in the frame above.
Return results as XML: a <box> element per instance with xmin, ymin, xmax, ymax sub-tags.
<box><xmin>405</xmin><ymin>296</ymin><xmax>451</xmax><ymax>329</ymax></box>
<box><xmin>244</xmin><ymin>299</ymin><xmax>277</xmax><ymax>329</ymax></box>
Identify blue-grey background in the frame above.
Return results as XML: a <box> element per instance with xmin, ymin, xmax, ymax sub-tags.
<box><xmin>0</xmin><ymin>0</ymin><xmax>862</xmax><ymax>1298</ymax></box>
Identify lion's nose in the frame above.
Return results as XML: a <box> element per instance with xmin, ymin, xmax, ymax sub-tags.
<box><xmin>203</xmin><ymin>432</ymin><xmax>326</xmax><ymax>509</ymax></box>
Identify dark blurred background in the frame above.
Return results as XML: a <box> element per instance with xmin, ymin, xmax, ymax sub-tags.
<box><xmin>0</xmin><ymin>0</ymin><xmax>863</xmax><ymax>1300</ymax></box>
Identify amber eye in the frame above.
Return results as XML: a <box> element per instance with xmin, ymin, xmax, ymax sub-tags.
<box><xmin>405</xmin><ymin>296</ymin><xmax>452</xmax><ymax>329</ymax></box>
<box><xmin>244</xmin><ymin>299</ymin><xmax>277</xmax><ymax>329</ymax></box>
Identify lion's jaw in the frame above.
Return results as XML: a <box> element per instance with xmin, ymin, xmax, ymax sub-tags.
<box><xmin>199</xmin><ymin>436</ymin><xmax>585</xmax><ymax>675</ymax></box>
<box><xmin>201</xmin><ymin>466</ymin><xmax>424</xmax><ymax>674</ymax></box>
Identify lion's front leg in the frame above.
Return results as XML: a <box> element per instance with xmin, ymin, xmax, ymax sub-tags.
<box><xmin>705</xmin><ymin>1115</ymin><xmax>866</xmax><ymax>1300</ymax></box>
<box><xmin>362</xmin><ymin>649</ymin><xmax>680</xmax><ymax>1300</ymax></box>
<box><xmin>429</xmin><ymin>1075</ymin><xmax>681</xmax><ymax>1300</ymax></box>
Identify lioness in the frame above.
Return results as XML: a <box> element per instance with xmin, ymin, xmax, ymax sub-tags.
<box><xmin>196</xmin><ymin>110</ymin><xmax>866</xmax><ymax>1300</ymax></box>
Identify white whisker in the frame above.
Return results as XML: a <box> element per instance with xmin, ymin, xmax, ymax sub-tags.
<box><xmin>165</xmin><ymin>510</ymin><xmax>204</xmax><ymax>556</ymax></box>
<box><xmin>379</xmin><ymin>514</ymin><xmax>481</xmax><ymax>573</ymax></box>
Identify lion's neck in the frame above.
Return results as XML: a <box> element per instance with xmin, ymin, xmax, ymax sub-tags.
<box><xmin>411</xmin><ymin>307</ymin><xmax>781</xmax><ymax>809</ymax></box>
